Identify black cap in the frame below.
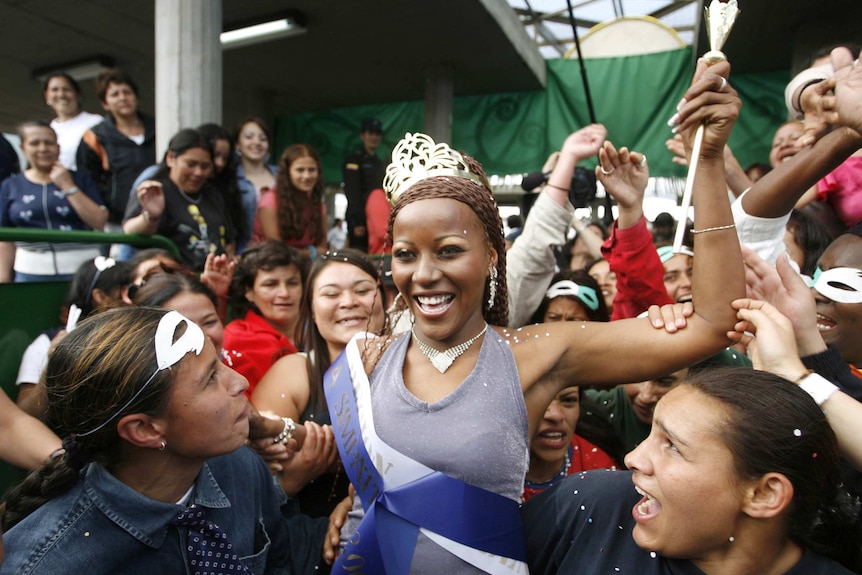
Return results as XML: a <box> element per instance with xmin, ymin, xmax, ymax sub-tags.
<box><xmin>361</xmin><ymin>118</ymin><xmax>383</xmax><ymax>133</ymax></box>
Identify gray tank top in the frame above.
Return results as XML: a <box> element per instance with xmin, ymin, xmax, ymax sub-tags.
<box><xmin>341</xmin><ymin>330</ymin><xmax>529</xmax><ymax>574</ymax></box>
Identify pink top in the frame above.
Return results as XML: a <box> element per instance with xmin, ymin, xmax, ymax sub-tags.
<box><xmin>817</xmin><ymin>156</ymin><xmax>862</xmax><ymax>228</ymax></box>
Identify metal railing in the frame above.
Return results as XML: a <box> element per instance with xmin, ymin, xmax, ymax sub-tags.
<box><xmin>0</xmin><ymin>228</ymin><xmax>180</xmax><ymax>259</ymax></box>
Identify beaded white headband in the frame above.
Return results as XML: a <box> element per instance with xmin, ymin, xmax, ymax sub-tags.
<box><xmin>382</xmin><ymin>132</ymin><xmax>489</xmax><ymax>205</ymax></box>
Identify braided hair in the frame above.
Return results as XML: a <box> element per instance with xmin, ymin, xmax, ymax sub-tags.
<box><xmin>1</xmin><ymin>308</ymin><xmax>175</xmax><ymax>531</ymax></box>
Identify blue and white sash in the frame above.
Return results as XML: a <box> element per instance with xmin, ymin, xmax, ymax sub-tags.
<box><xmin>324</xmin><ymin>334</ymin><xmax>528</xmax><ymax>575</ymax></box>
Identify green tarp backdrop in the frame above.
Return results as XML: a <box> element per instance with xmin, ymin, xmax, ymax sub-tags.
<box><xmin>274</xmin><ymin>47</ymin><xmax>789</xmax><ymax>186</ymax></box>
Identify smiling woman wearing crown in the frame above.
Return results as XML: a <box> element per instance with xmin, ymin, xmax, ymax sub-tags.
<box><xmin>324</xmin><ymin>59</ymin><xmax>744</xmax><ymax>574</ymax></box>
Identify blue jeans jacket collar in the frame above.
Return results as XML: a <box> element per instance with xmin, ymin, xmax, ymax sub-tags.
<box><xmin>84</xmin><ymin>461</ymin><xmax>231</xmax><ymax>549</ymax></box>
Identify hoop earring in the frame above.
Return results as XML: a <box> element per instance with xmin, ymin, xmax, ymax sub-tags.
<box><xmin>487</xmin><ymin>266</ymin><xmax>498</xmax><ymax>309</ymax></box>
<box><xmin>159</xmin><ymin>441</ymin><xmax>166</xmax><ymax>451</ymax></box>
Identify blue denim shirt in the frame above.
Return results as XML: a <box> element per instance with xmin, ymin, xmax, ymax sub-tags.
<box><xmin>1</xmin><ymin>446</ymin><xmax>320</xmax><ymax>575</ymax></box>
<box><xmin>235</xmin><ymin>163</ymin><xmax>278</xmax><ymax>254</ymax></box>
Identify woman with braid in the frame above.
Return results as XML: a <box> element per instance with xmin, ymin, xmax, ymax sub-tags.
<box><xmin>325</xmin><ymin>59</ymin><xmax>744</xmax><ymax>573</ymax></box>
<box><xmin>0</xmin><ymin>307</ymin><xmax>327</xmax><ymax>574</ymax></box>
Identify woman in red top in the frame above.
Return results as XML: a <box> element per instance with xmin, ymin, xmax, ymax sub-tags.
<box><xmin>254</xmin><ymin>144</ymin><xmax>327</xmax><ymax>261</ymax></box>
<box><xmin>523</xmin><ymin>385</ymin><xmax>620</xmax><ymax>501</ymax></box>
<box><xmin>223</xmin><ymin>240</ymin><xmax>307</xmax><ymax>395</ymax></box>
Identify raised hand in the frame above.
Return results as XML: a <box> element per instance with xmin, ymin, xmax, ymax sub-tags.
<box><xmin>49</xmin><ymin>161</ymin><xmax>75</xmax><ymax>192</ymax></box>
<box><xmin>670</xmin><ymin>59</ymin><xmax>740</xmax><ymax>158</ymax></box>
<box><xmin>560</xmin><ymin>124</ymin><xmax>607</xmax><ymax>160</ymax></box>
<box><xmin>729</xmin><ymin>298</ymin><xmax>808</xmax><ymax>382</ymax></box>
<box><xmin>135</xmin><ymin>180</ymin><xmax>165</xmax><ymax>220</ymax></box>
<box><xmin>829</xmin><ymin>48</ymin><xmax>862</xmax><ymax>135</ymax></box>
<box><xmin>200</xmin><ymin>253</ymin><xmax>235</xmax><ymax>300</ymax></box>
<box><xmin>665</xmin><ymin>134</ymin><xmax>689</xmax><ymax>166</ymax></box>
<box><xmin>595</xmin><ymin>140</ymin><xmax>648</xmax><ymax>228</ymax></box>
<box><xmin>741</xmin><ymin>246</ymin><xmax>825</xmax><ymax>356</ymax></box>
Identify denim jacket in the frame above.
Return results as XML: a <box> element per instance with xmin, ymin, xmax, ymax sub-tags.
<box><xmin>2</xmin><ymin>446</ymin><xmax>324</xmax><ymax>575</ymax></box>
<box><xmin>235</xmin><ymin>163</ymin><xmax>278</xmax><ymax>253</ymax></box>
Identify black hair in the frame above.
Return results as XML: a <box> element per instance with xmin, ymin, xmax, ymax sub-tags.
<box><xmin>42</xmin><ymin>72</ymin><xmax>82</xmax><ymax>95</ymax></box>
<box><xmin>16</xmin><ymin>120</ymin><xmax>56</xmax><ymax>141</ymax></box>
<box><xmin>132</xmin><ymin>271</ymin><xmax>217</xmax><ymax>309</ymax></box>
<box><xmin>787</xmin><ymin>207</ymin><xmax>841</xmax><ymax>276</ymax></box>
<box><xmin>686</xmin><ymin>368</ymin><xmax>862</xmax><ymax>571</ymax></box>
<box><xmin>66</xmin><ymin>258</ymin><xmax>132</xmax><ymax>317</ymax></box>
<box><xmin>153</xmin><ymin>128</ymin><xmax>213</xmax><ymax>181</ymax></box>
<box><xmin>95</xmin><ymin>69</ymin><xmax>139</xmax><ymax>102</ymax></box>
<box><xmin>234</xmin><ymin>117</ymin><xmax>272</xmax><ymax>146</ymax></box>
<box><xmin>197</xmin><ymin>123</ymin><xmax>245</xmax><ymax>241</ymax></box>
<box><xmin>228</xmin><ymin>240</ymin><xmax>308</xmax><ymax>319</ymax></box>
<box><xmin>530</xmin><ymin>269</ymin><xmax>610</xmax><ymax>325</ymax></box>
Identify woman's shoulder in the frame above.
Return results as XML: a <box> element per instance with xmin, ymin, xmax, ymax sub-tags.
<box><xmin>223</xmin><ymin>311</ymin><xmax>257</xmax><ymax>333</ymax></box>
<box><xmin>1</xmin><ymin>172</ymin><xmax>29</xmax><ymax>193</ymax></box>
<box><xmin>257</xmin><ymin>352</ymin><xmax>311</xmax><ymax>395</ymax></box>
<box><xmin>2</xmin><ymin>479</ymin><xmax>95</xmax><ymax>572</ymax></box>
<box><xmin>356</xmin><ymin>331</ymin><xmax>406</xmax><ymax>375</ymax></box>
<box><xmin>258</xmin><ymin>188</ymin><xmax>277</xmax><ymax>208</ymax></box>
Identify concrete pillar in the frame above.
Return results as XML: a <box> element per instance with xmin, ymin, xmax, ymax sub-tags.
<box><xmin>154</xmin><ymin>0</ymin><xmax>222</xmax><ymax>157</ymax></box>
<box><xmin>423</xmin><ymin>65</ymin><xmax>454</xmax><ymax>144</ymax></box>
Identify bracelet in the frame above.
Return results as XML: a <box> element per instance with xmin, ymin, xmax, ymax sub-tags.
<box><xmin>308</xmin><ymin>245</ymin><xmax>317</xmax><ymax>261</ymax></box>
<box><xmin>546</xmin><ymin>182</ymin><xmax>568</xmax><ymax>193</ymax></box>
<box><xmin>796</xmin><ymin>371</ymin><xmax>839</xmax><ymax>406</ymax></box>
<box><xmin>690</xmin><ymin>223</ymin><xmax>735</xmax><ymax>235</ymax></box>
<box><xmin>62</xmin><ymin>186</ymin><xmax>80</xmax><ymax>197</ymax></box>
<box><xmin>272</xmin><ymin>417</ymin><xmax>296</xmax><ymax>445</ymax></box>
<box><xmin>142</xmin><ymin>209</ymin><xmax>152</xmax><ymax>222</ymax></box>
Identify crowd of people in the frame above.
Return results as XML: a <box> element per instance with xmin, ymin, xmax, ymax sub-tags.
<box><xmin>0</xmin><ymin>44</ymin><xmax>861</xmax><ymax>575</ymax></box>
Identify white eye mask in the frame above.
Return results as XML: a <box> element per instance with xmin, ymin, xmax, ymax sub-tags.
<box><xmin>155</xmin><ymin>310</ymin><xmax>205</xmax><ymax>370</ymax></box>
<box><xmin>811</xmin><ymin>267</ymin><xmax>862</xmax><ymax>304</ymax></box>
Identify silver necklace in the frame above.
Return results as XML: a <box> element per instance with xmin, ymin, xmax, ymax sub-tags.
<box><xmin>177</xmin><ymin>186</ymin><xmax>202</xmax><ymax>205</ymax></box>
<box><xmin>412</xmin><ymin>324</ymin><xmax>487</xmax><ymax>374</ymax></box>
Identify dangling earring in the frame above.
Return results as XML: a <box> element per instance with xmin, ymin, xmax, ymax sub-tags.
<box><xmin>487</xmin><ymin>266</ymin><xmax>498</xmax><ymax>309</ymax></box>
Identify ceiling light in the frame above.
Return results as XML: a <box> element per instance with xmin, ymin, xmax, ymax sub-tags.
<box><xmin>33</xmin><ymin>56</ymin><xmax>115</xmax><ymax>83</ymax></box>
<box><xmin>221</xmin><ymin>17</ymin><xmax>306</xmax><ymax>50</ymax></box>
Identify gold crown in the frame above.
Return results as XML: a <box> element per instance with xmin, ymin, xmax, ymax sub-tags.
<box><xmin>382</xmin><ymin>132</ymin><xmax>488</xmax><ymax>205</ymax></box>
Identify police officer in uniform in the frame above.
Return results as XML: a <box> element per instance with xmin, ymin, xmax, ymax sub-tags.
<box><xmin>342</xmin><ymin>118</ymin><xmax>383</xmax><ymax>252</ymax></box>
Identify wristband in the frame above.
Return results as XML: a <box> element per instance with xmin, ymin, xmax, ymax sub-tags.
<box><xmin>308</xmin><ymin>245</ymin><xmax>317</xmax><ymax>261</ymax></box>
<box><xmin>63</xmin><ymin>186</ymin><xmax>80</xmax><ymax>197</ymax></box>
<box><xmin>796</xmin><ymin>371</ymin><xmax>839</xmax><ymax>406</ymax></box>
